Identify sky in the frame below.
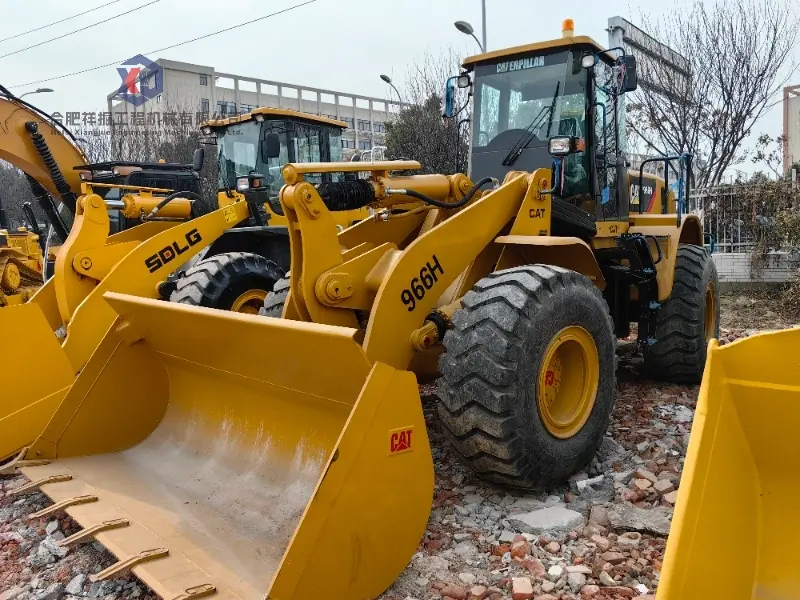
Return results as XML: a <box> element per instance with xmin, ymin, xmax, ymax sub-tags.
<box><xmin>1</xmin><ymin>0</ymin><xmax>798</xmax><ymax>176</ymax></box>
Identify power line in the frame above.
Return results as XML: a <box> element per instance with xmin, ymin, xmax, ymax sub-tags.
<box><xmin>0</xmin><ymin>0</ymin><xmax>163</xmax><ymax>60</ymax></box>
<box><xmin>0</xmin><ymin>0</ymin><xmax>125</xmax><ymax>45</ymax></box>
<box><xmin>11</xmin><ymin>0</ymin><xmax>317</xmax><ymax>88</ymax></box>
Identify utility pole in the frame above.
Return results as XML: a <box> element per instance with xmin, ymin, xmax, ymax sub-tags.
<box><xmin>481</xmin><ymin>0</ymin><xmax>487</xmax><ymax>52</ymax></box>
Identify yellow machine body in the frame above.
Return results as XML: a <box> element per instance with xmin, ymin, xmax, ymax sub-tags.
<box><xmin>0</xmin><ymin>228</ymin><xmax>44</xmax><ymax>306</ymax></box>
<box><xmin>656</xmin><ymin>331</ymin><xmax>800</xmax><ymax>599</ymax></box>
<box><xmin>0</xmin><ymin>184</ymin><xmax>252</xmax><ymax>463</ymax></box>
<box><xmin>16</xmin><ymin>293</ymin><xmax>434</xmax><ymax>600</ymax></box>
<box><xmin>10</xmin><ymin>158</ymin><xmax>703</xmax><ymax>599</ymax></box>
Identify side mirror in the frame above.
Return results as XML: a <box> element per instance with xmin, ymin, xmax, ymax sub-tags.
<box><xmin>442</xmin><ymin>76</ymin><xmax>457</xmax><ymax>119</ymax></box>
<box><xmin>261</xmin><ymin>132</ymin><xmax>281</xmax><ymax>160</ymax></box>
<box><xmin>622</xmin><ymin>55</ymin><xmax>638</xmax><ymax>93</ymax></box>
<box><xmin>548</xmin><ymin>136</ymin><xmax>585</xmax><ymax>157</ymax></box>
<box><xmin>192</xmin><ymin>147</ymin><xmax>204</xmax><ymax>171</ymax></box>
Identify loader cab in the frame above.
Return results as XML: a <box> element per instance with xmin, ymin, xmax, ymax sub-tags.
<box><xmin>451</xmin><ymin>29</ymin><xmax>638</xmax><ymax>235</ymax></box>
<box><xmin>207</xmin><ymin>108</ymin><xmax>350</xmax><ymax>222</ymax></box>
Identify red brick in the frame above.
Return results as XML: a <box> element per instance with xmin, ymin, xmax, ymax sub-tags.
<box><xmin>511</xmin><ymin>539</ymin><xmax>532</xmax><ymax>558</ymax></box>
<box><xmin>521</xmin><ymin>557</ymin><xmax>546</xmax><ymax>578</ymax></box>
<box><xmin>511</xmin><ymin>577</ymin><xmax>534</xmax><ymax>600</ymax></box>
<box><xmin>441</xmin><ymin>584</ymin><xmax>468</xmax><ymax>600</ymax></box>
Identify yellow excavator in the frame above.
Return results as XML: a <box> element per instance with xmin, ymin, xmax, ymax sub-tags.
<box><xmin>4</xmin><ymin>19</ymin><xmax>788</xmax><ymax>600</ymax></box>
<box><xmin>0</xmin><ymin>196</ymin><xmax>44</xmax><ymax>307</ymax></box>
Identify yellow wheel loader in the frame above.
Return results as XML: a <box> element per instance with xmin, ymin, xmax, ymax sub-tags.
<box><xmin>168</xmin><ymin>108</ymin><xmax>374</xmax><ymax>313</ymax></box>
<box><xmin>6</xmin><ymin>20</ymin><xmax>727</xmax><ymax>600</ymax></box>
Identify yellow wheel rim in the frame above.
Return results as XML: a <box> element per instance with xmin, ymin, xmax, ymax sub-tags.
<box><xmin>537</xmin><ymin>325</ymin><xmax>600</xmax><ymax>439</ymax></box>
<box><xmin>704</xmin><ymin>282</ymin><xmax>717</xmax><ymax>341</ymax></box>
<box><xmin>230</xmin><ymin>289</ymin><xmax>268</xmax><ymax>314</ymax></box>
<box><xmin>1</xmin><ymin>263</ymin><xmax>21</xmax><ymax>293</ymax></box>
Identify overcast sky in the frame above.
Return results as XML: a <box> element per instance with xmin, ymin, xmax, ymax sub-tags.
<box><xmin>2</xmin><ymin>0</ymin><xmax>797</xmax><ymax>176</ymax></box>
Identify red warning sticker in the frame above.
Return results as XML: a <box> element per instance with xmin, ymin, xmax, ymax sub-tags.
<box><xmin>389</xmin><ymin>427</ymin><xmax>414</xmax><ymax>455</ymax></box>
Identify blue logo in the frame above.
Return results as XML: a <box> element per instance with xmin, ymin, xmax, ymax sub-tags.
<box><xmin>116</xmin><ymin>54</ymin><xmax>162</xmax><ymax>107</ymax></box>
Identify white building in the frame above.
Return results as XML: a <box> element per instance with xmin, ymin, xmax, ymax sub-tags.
<box><xmin>108</xmin><ymin>59</ymin><xmax>404</xmax><ymax>158</ymax></box>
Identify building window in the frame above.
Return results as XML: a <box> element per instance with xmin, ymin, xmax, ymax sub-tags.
<box><xmin>358</xmin><ymin>140</ymin><xmax>372</xmax><ymax>150</ymax></box>
<box><xmin>357</xmin><ymin>119</ymin><xmax>371</xmax><ymax>131</ymax></box>
<box><xmin>341</xmin><ymin>138</ymin><xmax>355</xmax><ymax>149</ymax></box>
<box><xmin>340</xmin><ymin>117</ymin><xmax>355</xmax><ymax>129</ymax></box>
<box><xmin>199</xmin><ymin>74</ymin><xmax>208</xmax><ymax>86</ymax></box>
<box><xmin>373</xmin><ymin>121</ymin><xmax>385</xmax><ymax>133</ymax></box>
<box><xmin>215</xmin><ymin>100</ymin><xmax>237</xmax><ymax>116</ymax></box>
<box><xmin>200</xmin><ymin>98</ymin><xmax>209</xmax><ymax>113</ymax></box>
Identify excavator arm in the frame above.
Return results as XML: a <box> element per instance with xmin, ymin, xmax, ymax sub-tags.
<box><xmin>0</xmin><ymin>93</ymin><xmax>87</xmax><ymax>201</ymax></box>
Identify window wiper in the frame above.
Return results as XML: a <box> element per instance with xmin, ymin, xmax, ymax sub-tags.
<box><xmin>501</xmin><ymin>82</ymin><xmax>561</xmax><ymax>167</ymax></box>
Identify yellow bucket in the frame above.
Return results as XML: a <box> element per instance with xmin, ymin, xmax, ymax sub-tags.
<box><xmin>658</xmin><ymin>331</ymin><xmax>800</xmax><ymax>599</ymax></box>
<box><xmin>15</xmin><ymin>292</ymin><xmax>434</xmax><ymax>600</ymax></box>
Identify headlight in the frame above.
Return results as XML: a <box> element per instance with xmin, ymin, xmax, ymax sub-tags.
<box><xmin>236</xmin><ymin>177</ymin><xmax>250</xmax><ymax>192</ymax></box>
<box><xmin>581</xmin><ymin>54</ymin><xmax>596</xmax><ymax>68</ymax></box>
<box><xmin>202</xmin><ymin>126</ymin><xmax>212</xmax><ymax>135</ymax></box>
<box><xmin>548</xmin><ymin>136</ymin><xmax>572</xmax><ymax>156</ymax></box>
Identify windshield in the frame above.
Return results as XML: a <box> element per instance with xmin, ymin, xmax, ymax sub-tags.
<box><xmin>217</xmin><ymin>122</ymin><xmax>260</xmax><ymax>189</ymax></box>
<box><xmin>469</xmin><ymin>49</ymin><xmax>590</xmax><ymax>196</ymax></box>
<box><xmin>472</xmin><ymin>50</ymin><xmax>587</xmax><ymax>151</ymax></box>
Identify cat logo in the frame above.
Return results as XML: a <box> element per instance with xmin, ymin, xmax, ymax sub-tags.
<box><xmin>529</xmin><ymin>208</ymin><xmax>547</xmax><ymax>219</ymax></box>
<box><xmin>389</xmin><ymin>427</ymin><xmax>414</xmax><ymax>456</ymax></box>
<box><xmin>496</xmin><ymin>55</ymin><xmax>545</xmax><ymax>73</ymax></box>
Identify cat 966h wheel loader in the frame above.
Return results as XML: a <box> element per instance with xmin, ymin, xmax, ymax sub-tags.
<box><xmin>7</xmin><ymin>19</ymin><xmax>728</xmax><ymax>600</ymax></box>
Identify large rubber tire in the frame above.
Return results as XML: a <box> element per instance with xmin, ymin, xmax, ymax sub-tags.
<box><xmin>260</xmin><ymin>273</ymin><xmax>290</xmax><ymax>317</ymax></box>
<box><xmin>643</xmin><ymin>245</ymin><xmax>720</xmax><ymax>384</ymax></box>
<box><xmin>170</xmin><ymin>252</ymin><xmax>284</xmax><ymax>313</ymax></box>
<box><xmin>437</xmin><ymin>265</ymin><xmax>617</xmax><ymax>489</ymax></box>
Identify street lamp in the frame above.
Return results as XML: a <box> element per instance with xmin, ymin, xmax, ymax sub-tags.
<box><xmin>379</xmin><ymin>74</ymin><xmax>402</xmax><ymax>106</ymax></box>
<box><xmin>19</xmin><ymin>87</ymin><xmax>54</xmax><ymax>99</ymax></box>
<box><xmin>454</xmin><ymin>20</ymin><xmax>485</xmax><ymax>53</ymax></box>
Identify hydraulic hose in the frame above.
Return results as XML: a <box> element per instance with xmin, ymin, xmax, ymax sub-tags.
<box><xmin>26</xmin><ymin>174</ymin><xmax>69</xmax><ymax>243</ymax></box>
<box><xmin>387</xmin><ymin>177</ymin><xmax>495</xmax><ymax>210</ymax></box>
<box><xmin>25</xmin><ymin>121</ymin><xmax>78</xmax><ymax>214</ymax></box>
<box><xmin>145</xmin><ymin>191</ymin><xmax>200</xmax><ymax>219</ymax></box>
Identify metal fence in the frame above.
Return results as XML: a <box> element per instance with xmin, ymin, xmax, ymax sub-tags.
<box><xmin>688</xmin><ymin>181</ymin><xmax>797</xmax><ymax>253</ymax></box>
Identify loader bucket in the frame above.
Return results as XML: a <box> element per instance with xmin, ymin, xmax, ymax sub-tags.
<box><xmin>657</xmin><ymin>331</ymin><xmax>800</xmax><ymax>600</ymax></box>
<box><xmin>0</xmin><ymin>303</ymin><xmax>74</xmax><ymax>463</ymax></box>
<box><xmin>18</xmin><ymin>292</ymin><xmax>434</xmax><ymax>600</ymax></box>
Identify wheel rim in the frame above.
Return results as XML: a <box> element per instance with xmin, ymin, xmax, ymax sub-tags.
<box><xmin>704</xmin><ymin>282</ymin><xmax>717</xmax><ymax>341</ymax></box>
<box><xmin>536</xmin><ymin>325</ymin><xmax>600</xmax><ymax>439</ymax></box>
<box><xmin>230</xmin><ymin>289</ymin><xmax>268</xmax><ymax>314</ymax></box>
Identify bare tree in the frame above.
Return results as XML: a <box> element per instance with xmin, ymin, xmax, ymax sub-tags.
<box><xmin>627</xmin><ymin>0</ymin><xmax>798</xmax><ymax>187</ymax></box>
<box><xmin>385</xmin><ymin>48</ymin><xmax>470</xmax><ymax>174</ymax></box>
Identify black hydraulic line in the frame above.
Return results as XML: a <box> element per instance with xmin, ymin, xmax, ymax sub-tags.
<box><xmin>26</xmin><ymin>175</ymin><xmax>69</xmax><ymax>243</ymax></box>
<box><xmin>389</xmin><ymin>177</ymin><xmax>495</xmax><ymax>210</ymax></box>
<box><xmin>145</xmin><ymin>191</ymin><xmax>201</xmax><ymax>218</ymax></box>
<box><xmin>25</xmin><ymin>121</ymin><xmax>78</xmax><ymax>214</ymax></box>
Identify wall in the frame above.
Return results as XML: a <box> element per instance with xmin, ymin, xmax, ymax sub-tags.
<box><xmin>713</xmin><ymin>252</ymin><xmax>795</xmax><ymax>289</ymax></box>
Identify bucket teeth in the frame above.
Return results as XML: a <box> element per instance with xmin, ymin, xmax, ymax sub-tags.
<box><xmin>0</xmin><ymin>448</ymin><xmax>52</xmax><ymax>475</ymax></box>
<box><xmin>28</xmin><ymin>495</ymin><xmax>98</xmax><ymax>520</ymax></box>
<box><xmin>90</xmin><ymin>547</ymin><xmax>170</xmax><ymax>582</ymax></box>
<box><xmin>58</xmin><ymin>518</ymin><xmax>130</xmax><ymax>547</ymax></box>
<box><xmin>171</xmin><ymin>584</ymin><xmax>216</xmax><ymax>600</ymax></box>
<box><xmin>10</xmin><ymin>474</ymin><xmax>72</xmax><ymax>494</ymax></box>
